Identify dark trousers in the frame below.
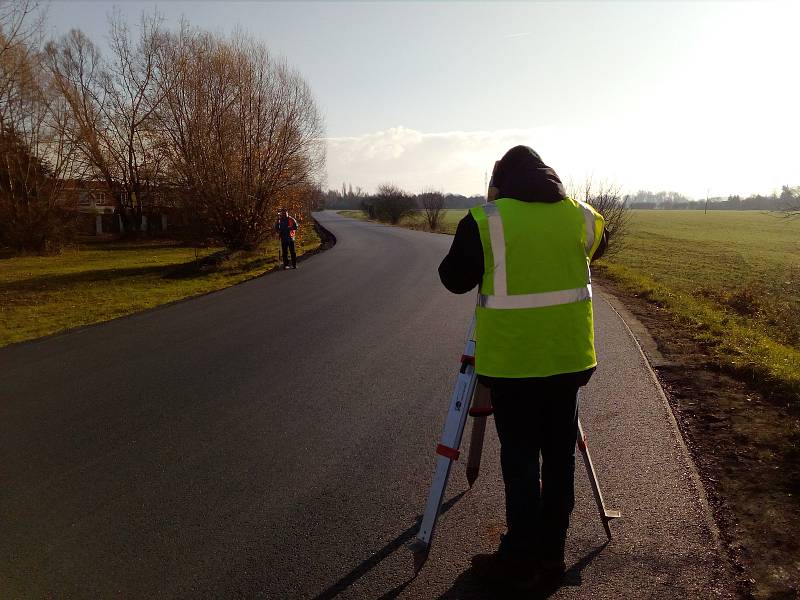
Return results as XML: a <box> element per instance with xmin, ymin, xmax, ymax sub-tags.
<box><xmin>281</xmin><ymin>239</ymin><xmax>296</xmax><ymax>268</ymax></box>
<box><xmin>489</xmin><ymin>375</ymin><xmax>581</xmax><ymax>561</ymax></box>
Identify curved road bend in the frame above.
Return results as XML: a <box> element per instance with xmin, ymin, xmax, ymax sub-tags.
<box><xmin>1</xmin><ymin>211</ymin><xmax>734</xmax><ymax>599</ymax></box>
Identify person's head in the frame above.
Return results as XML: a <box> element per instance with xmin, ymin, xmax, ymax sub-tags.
<box><xmin>281</xmin><ymin>209</ymin><xmax>288</xmax><ymax>218</ymax></box>
<box><xmin>492</xmin><ymin>146</ymin><xmax>546</xmax><ymax>189</ymax></box>
<box><xmin>488</xmin><ymin>145</ymin><xmax>565</xmax><ymax>204</ymax></box>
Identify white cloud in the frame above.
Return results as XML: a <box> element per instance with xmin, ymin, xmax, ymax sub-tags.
<box><xmin>324</xmin><ymin>126</ymin><xmax>556</xmax><ymax>196</ymax></box>
<box><xmin>324</xmin><ymin>122</ymin><xmax>800</xmax><ymax>199</ymax></box>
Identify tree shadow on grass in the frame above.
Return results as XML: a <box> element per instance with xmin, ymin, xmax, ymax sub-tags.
<box><xmin>310</xmin><ymin>491</ymin><xmax>467</xmax><ymax>600</ymax></box>
<box><xmin>438</xmin><ymin>542</ymin><xmax>608</xmax><ymax>600</ymax></box>
<box><xmin>165</xmin><ymin>250</ymin><xmax>282</xmax><ymax>280</ymax></box>
<box><xmin>0</xmin><ymin>264</ymin><xmax>180</xmax><ymax>292</ymax></box>
<box><xmin>162</xmin><ymin>250</ymin><xmax>233</xmax><ymax>279</ymax></box>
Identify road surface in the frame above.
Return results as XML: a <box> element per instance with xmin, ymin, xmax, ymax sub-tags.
<box><xmin>0</xmin><ymin>211</ymin><xmax>735</xmax><ymax>598</ymax></box>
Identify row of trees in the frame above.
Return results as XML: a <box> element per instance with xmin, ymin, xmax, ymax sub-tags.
<box><xmin>624</xmin><ymin>187</ymin><xmax>800</xmax><ymax>211</ymax></box>
<box><xmin>0</xmin><ymin>1</ymin><xmax>324</xmax><ymax>252</ymax></box>
<box><xmin>330</xmin><ymin>182</ymin><xmax>799</xmax><ymax>215</ymax></box>
<box><xmin>358</xmin><ymin>183</ymin><xmax>447</xmax><ymax>230</ymax></box>
<box><xmin>351</xmin><ymin>179</ymin><xmax>631</xmax><ymax>249</ymax></box>
<box><xmin>322</xmin><ymin>183</ymin><xmax>483</xmax><ymax>212</ymax></box>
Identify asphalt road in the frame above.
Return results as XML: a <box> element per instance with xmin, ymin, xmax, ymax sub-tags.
<box><xmin>1</xmin><ymin>211</ymin><xmax>735</xmax><ymax>599</ymax></box>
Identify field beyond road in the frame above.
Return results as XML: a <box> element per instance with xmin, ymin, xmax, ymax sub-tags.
<box><xmin>600</xmin><ymin>210</ymin><xmax>800</xmax><ymax>395</ymax></box>
<box><xmin>0</xmin><ymin>229</ymin><xmax>321</xmax><ymax>348</ymax></box>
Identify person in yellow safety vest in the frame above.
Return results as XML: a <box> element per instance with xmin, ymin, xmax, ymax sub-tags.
<box><xmin>438</xmin><ymin>146</ymin><xmax>607</xmax><ymax>591</ymax></box>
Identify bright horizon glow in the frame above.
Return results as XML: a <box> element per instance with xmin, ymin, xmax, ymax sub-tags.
<box><xmin>47</xmin><ymin>1</ymin><xmax>800</xmax><ymax>199</ymax></box>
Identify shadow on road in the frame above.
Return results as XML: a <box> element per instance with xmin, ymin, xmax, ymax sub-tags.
<box><xmin>311</xmin><ymin>491</ymin><xmax>467</xmax><ymax>600</ymax></box>
<box><xmin>437</xmin><ymin>541</ymin><xmax>609</xmax><ymax>599</ymax></box>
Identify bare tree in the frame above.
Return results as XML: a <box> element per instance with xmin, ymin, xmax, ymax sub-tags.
<box><xmin>153</xmin><ymin>26</ymin><xmax>325</xmax><ymax>249</ymax></box>
<box><xmin>568</xmin><ymin>177</ymin><xmax>630</xmax><ymax>257</ymax></box>
<box><xmin>0</xmin><ymin>0</ymin><xmax>43</xmax><ymax>64</ymax></box>
<box><xmin>46</xmin><ymin>12</ymin><xmax>170</xmax><ymax>234</ymax></box>
<box><xmin>418</xmin><ymin>188</ymin><xmax>445</xmax><ymax>230</ymax></box>
<box><xmin>0</xmin><ymin>0</ymin><xmax>82</xmax><ymax>252</ymax></box>
<box><xmin>372</xmin><ymin>183</ymin><xmax>415</xmax><ymax>224</ymax></box>
<box><xmin>0</xmin><ymin>1</ymin><xmax>45</xmax><ymax>126</ymax></box>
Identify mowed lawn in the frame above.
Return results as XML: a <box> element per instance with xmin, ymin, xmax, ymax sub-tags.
<box><xmin>0</xmin><ymin>230</ymin><xmax>320</xmax><ymax>348</ymax></box>
<box><xmin>339</xmin><ymin>207</ymin><xmax>800</xmax><ymax>394</ymax></box>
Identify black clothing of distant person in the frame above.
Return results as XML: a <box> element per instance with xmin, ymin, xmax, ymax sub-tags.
<box><xmin>275</xmin><ymin>210</ymin><xmax>298</xmax><ymax>269</ymax></box>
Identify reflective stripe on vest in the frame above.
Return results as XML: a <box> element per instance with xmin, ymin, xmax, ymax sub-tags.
<box><xmin>480</xmin><ymin>201</ymin><xmax>592</xmax><ymax>310</ymax></box>
<box><xmin>478</xmin><ymin>285</ymin><xmax>592</xmax><ymax>309</ymax></box>
<box><xmin>483</xmin><ymin>203</ymin><xmax>507</xmax><ymax>295</ymax></box>
<box><xmin>577</xmin><ymin>201</ymin><xmax>596</xmax><ymax>255</ymax></box>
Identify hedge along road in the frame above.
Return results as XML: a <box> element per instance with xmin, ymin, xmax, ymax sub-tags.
<box><xmin>0</xmin><ymin>211</ymin><xmax>736</xmax><ymax>599</ymax></box>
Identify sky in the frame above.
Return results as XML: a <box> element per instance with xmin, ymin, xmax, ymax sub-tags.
<box><xmin>46</xmin><ymin>1</ymin><xmax>800</xmax><ymax>199</ymax></box>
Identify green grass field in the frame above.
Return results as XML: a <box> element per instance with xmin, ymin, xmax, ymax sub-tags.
<box><xmin>0</xmin><ymin>230</ymin><xmax>320</xmax><ymax>348</ymax></box>
<box><xmin>339</xmin><ymin>207</ymin><xmax>800</xmax><ymax>396</ymax></box>
<box><xmin>598</xmin><ymin>210</ymin><xmax>799</xmax><ymax>395</ymax></box>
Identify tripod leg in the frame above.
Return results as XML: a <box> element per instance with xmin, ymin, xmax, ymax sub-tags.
<box><xmin>577</xmin><ymin>418</ymin><xmax>621</xmax><ymax>540</ymax></box>
<box><xmin>410</xmin><ymin>323</ymin><xmax>478</xmax><ymax>573</ymax></box>
<box><xmin>466</xmin><ymin>383</ymin><xmax>492</xmax><ymax>487</ymax></box>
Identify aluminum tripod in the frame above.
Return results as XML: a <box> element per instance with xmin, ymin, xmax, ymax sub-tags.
<box><xmin>410</xmin><ymin>320</ymin><xmax>620</xmax><ymax>573</ymax></box>
<box><xmin>408</xmin><ymin>319</ymin><xmax>479</xmax><ymax>572</ymax></box>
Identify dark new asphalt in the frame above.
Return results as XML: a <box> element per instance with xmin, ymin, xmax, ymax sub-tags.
<box><xmin>1</xmin><ymin>211</ymin><xmax>735</xmax><ymax>599</ymax></box>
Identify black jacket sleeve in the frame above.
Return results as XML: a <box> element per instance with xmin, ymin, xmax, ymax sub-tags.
<box><xmin>438</xmin><ymin>213</ymin><xmax>484</xmax><ymax>294</ymax></box>
<box><xmin>591</xmin><ymin>229</ymin><xmax>609</xmax><ymax>262</ymax></box>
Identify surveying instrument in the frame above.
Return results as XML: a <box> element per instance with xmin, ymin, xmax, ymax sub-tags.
<box><xmin>409</xmin><ymin>319</ymin><xmax>620</xmax><ymax>573</ymax></box>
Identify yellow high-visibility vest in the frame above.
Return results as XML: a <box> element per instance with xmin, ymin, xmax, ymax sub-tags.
<box><xmin>470</xmin><ymin>197</ymin><xmax>605</xmax><ymax>378</ymax></box>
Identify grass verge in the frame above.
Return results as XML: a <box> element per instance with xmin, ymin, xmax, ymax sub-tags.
<box><xmin>0</xmin><ymin>228</ymin><xmax>321</xmax><ymax>348</ymax></box>
<box><xmin>596</xmin><ymin>262</ymin><xmax>800</xmax><ymax>400</ymax></box>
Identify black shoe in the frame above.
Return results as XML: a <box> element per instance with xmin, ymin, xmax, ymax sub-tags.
<box><xmin>516</xmin><ymin>559</ymin><xmax>566</xmax><ymax>592</ymax></box>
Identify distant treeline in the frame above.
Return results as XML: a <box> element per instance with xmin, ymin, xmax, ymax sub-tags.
<box><xmin>624</xmin><ymin>187</ymin><xmax>799</xmax><ymax>211</ymax></box>
<box><xmin>321</xmin><ymin>183</ymin><xmax>800</xmax><ymax>212</ymax></box>
<box><xmin>322</xmin><ymin>184</ymin><xmax>483</xmax><ymax>210</ymax></box>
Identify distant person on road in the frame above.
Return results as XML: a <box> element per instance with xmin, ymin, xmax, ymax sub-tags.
<box><xmin>438</xmin><ymin>146</ymin><xmax>608</xmax><ymax>590</ymax></box>
<box><xmin>275</xmin><ymin>209</ymin><xmax>299</xmax><ymax>269</ymax></box>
